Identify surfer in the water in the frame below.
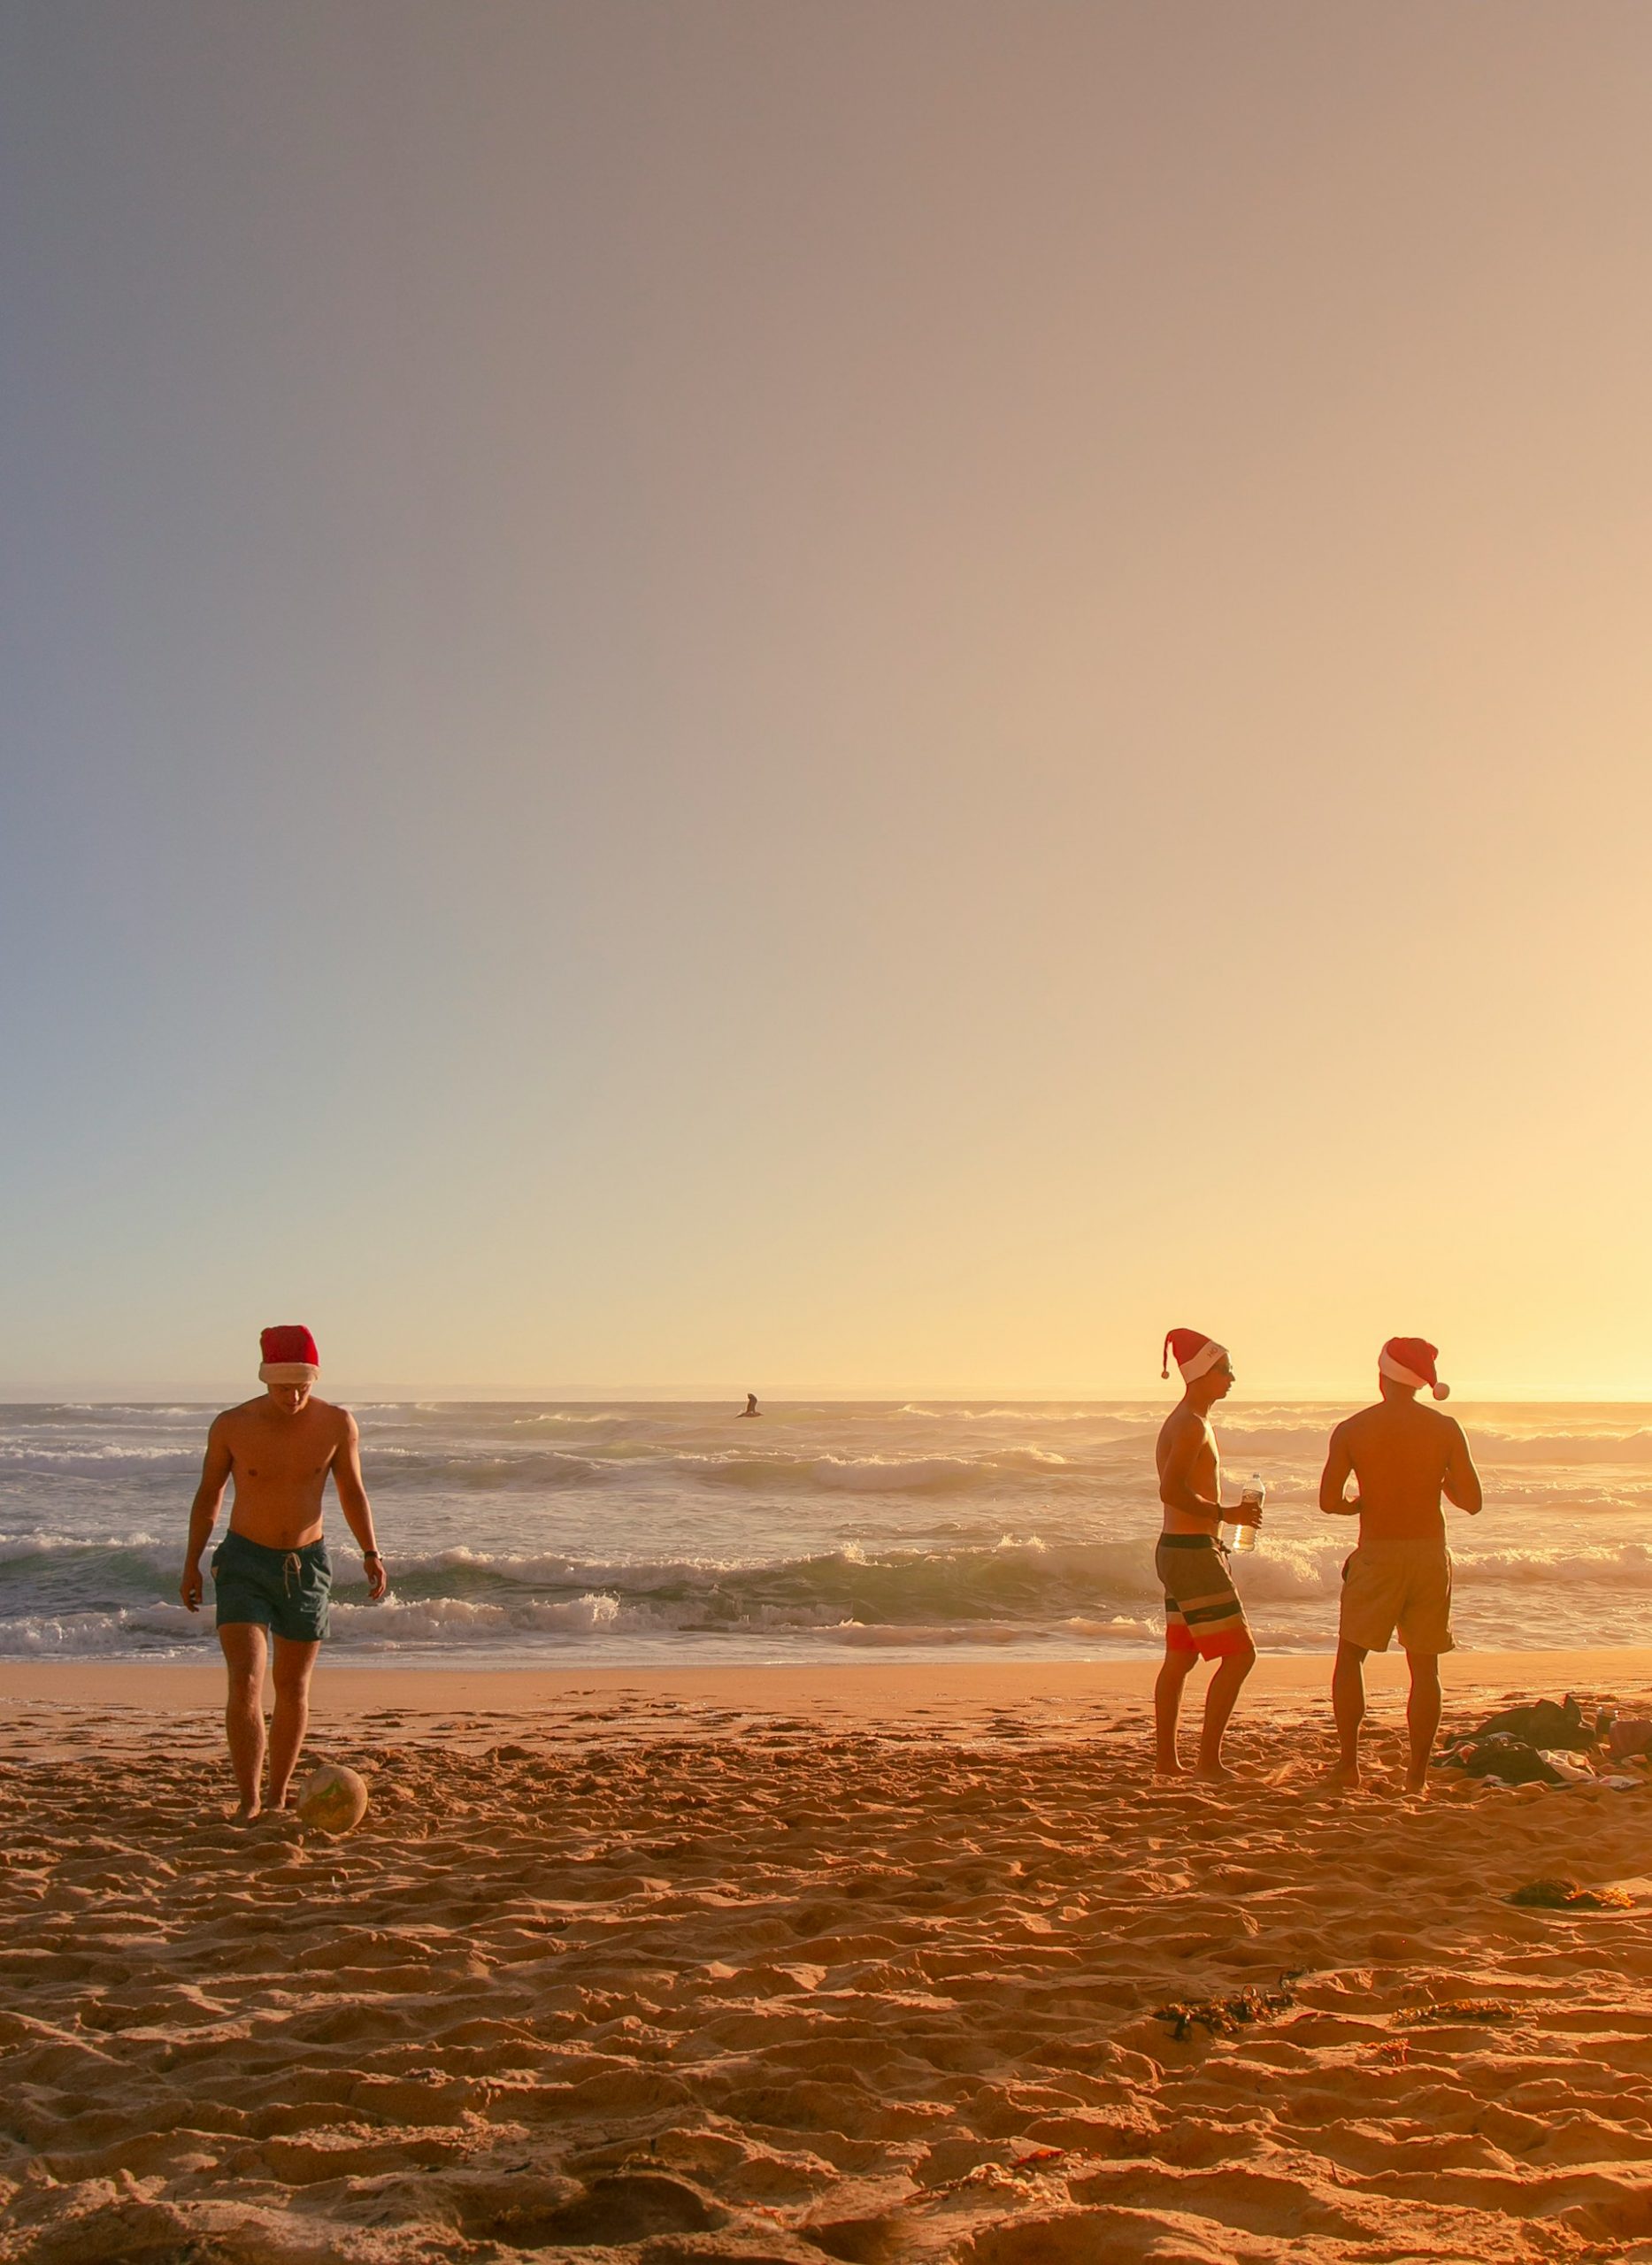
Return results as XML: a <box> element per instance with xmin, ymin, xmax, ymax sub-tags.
<box><xmin>179</xmin><ymin>1326</ymin><xmax>388</xmax><ymax>1822</ymax></box>
<box><xmin>739</xmin><ymin>1394</ymin><xmax>761</xmax><ymax>1418</ymax></box>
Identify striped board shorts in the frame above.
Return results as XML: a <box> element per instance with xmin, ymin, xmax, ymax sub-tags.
<box><xmin>1156</xmin><ymin>1533</ymin><xmax>1251</xmax><ymax>1659</ymax></box>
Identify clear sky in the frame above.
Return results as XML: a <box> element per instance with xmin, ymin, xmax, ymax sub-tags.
<box><xmin>4</xmin><ymin>3</ymin><xmax>1651</xmax><ymax>1401</ymax></box>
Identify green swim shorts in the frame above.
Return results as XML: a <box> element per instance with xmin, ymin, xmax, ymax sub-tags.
<box><xmin>211</xmin><ymin>1529</ymin><xmax>332</xmax><ymax>1643</ymax></box>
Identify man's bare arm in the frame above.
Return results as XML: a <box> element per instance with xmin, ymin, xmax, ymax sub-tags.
<box><xmin>181</xmin><ymin>1421</ymin><xmax>234</xmax><ymax>1610</ymax></box>
<box><xmin>1318</xmin><ymin>1426</ymin><xmax>1358</xmax><ymax>1515</ymax></box>
<box><xmin>1159</xmin><ymin>1417</ymin><xmax>1221</xmax><ymax>1516</ymax></box>
<box><xmin>1442</xmin><ymin>1420</ymin><xmax>1482</xmax><ymax>1516</ymax></box>
<box><xmin>332</xmin><ymin>1412</ymin><xmax>388</xmax><ymax>1601</ymax></box>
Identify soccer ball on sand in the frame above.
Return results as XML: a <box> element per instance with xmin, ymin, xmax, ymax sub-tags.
<box><xmin>296</xmin><ymin>1762</ymin><xmax>370</xmax><ymax>1836</ymax></box>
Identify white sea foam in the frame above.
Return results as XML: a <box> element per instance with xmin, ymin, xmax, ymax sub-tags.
<box><xmin>0</xmin><ymin>1603</ymin><xmax>206</xmax><ymax>1655</ymax></box>
<box><xmin>820</xmin><ymin>1619</ymin><xmax>1030</xmax><ymax>1647</ymax></box>
<box><xmin>0</xmin><ymin>1443</ymin><xmax>199</xmax><ymax>1470</ymax></box>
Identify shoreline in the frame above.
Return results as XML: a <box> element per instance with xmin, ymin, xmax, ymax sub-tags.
<box><xmin>4</xmin><ymin>1645</ymin><xmax>1649</xmax><ymax>1718</ymax></box>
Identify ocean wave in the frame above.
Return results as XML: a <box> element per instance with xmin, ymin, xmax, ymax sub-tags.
<box><xmin>328</xmin><ymin>1591</ymin><xmax>626</xmax><ymax>1644</ymax></box>
<box><xmin>895</xmin><ymin>1405</ymin><xmax>1145</xmax><ymax>1430</ymax></box>
<box><xmin>0</xmin><ymin>1602</ymin><xmax>206</xmax><ymax>1655</ymax></box>
<box><xmin>1452</xmin><ymin>1541</ymin><xmax>1652</xmax><ymax>1585</ymax></box>
<box><xmin>13</xmin><ymin>1521</ymin><xmax>1652</xmax><ymax>1605</ymax></box>
<box><xmin>369</xmin><ymin>1535</ymin><xmax>1163</xmax><ymax>1624</ymax></box>
<box><xmin>0</xmin><ymin>1443</ymin><xmax>201</xmax><ymax>1473</ymax></box>
<box><xmin>427</xmin><ymin>1450</ymin><xmax>602</xmax><ymax>1491</ymax></box>
<box><xmin>509</xmin><ymin>1411</ymin><xmax>627</xmax><ymax>1429</ymax></box>
<box><xmin>7</xmin><ymin>1404</ymin><xmax>208</xmax><ymax>1422</ymax></box>
<box><xmin>668</xmin><ymin>1448</ymin><xmax>1078</xmax><ymax>1493</ymax></box>
<box><xmin>0</xmin><ymin>1529</ymin><xmax>172</xmax><ymax>1559</ymax></box>
<box><xmin>0</xmin><ymin>1531</ymin><xmax>1163</xmax><ymax>1646</ymax></box>
<box><xmin>11</xmin><ymin>1520</ymin><xmax>1652</xmax><ymax>1658</ymax></box>
<box><xmin>1464</xmin><ymin>1431</ymin><xmax>1652</xmax><ymax>1464</ymax></box>
<box><xmin>1214</xmin><ymin>1420</ymin><xmax>1652</xmax><ymax>1466</ymax></box>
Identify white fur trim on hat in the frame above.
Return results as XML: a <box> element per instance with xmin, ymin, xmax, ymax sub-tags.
<box><xmin>259</xmin><ymin>1362</ymin><xmax>319</xmax><ymax>1386</ymax></box>
<box><xmin>1378</xmin><ymin>1349</ymin><xmax>1448</xmax><ymax>1400</ymax></box>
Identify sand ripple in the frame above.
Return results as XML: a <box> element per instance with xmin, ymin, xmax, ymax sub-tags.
<box><xmin>5</xmin><ymin>1693</ymin><xmax>1652</xmax><ymax>2261</ymax></box>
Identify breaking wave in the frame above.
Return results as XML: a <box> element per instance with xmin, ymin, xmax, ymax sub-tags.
<box><xmin>9</xmin><ymin>1523</ymin><xmax>1652</xmax><ymax>1659</ymax></box>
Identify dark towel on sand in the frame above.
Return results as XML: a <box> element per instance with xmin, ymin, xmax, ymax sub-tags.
<box><xmin>1444</xmin><ymin>1734</ymin><xmax>1568</xmax><ymax>1786</ymax></box>
<box><xmin>1468</xmin><ymin>1694</ymin><xmax>1594</xmax><ymax>1753</ymax></box>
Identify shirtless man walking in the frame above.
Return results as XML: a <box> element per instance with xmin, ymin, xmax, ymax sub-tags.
<box><xmin>1154</xmin><ymin>1328</ymin><xmax>1257</xmax><ymax>1779</ymax></box>
<box><xmin>180</xmin><ymin>1325</ymin><xmax>387</xmax><ymax>1820</ymax></box>
<box><xmin>1319</xmin><ymin>1336</ymin><xmax>1482</xmax><ymax>1793</ymax></box>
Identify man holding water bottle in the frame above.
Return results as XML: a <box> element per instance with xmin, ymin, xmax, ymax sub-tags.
<box><xmin>1319</xmin><ymin>1336</ymin><xmax>1482</xmax><ymax>1793</ymax></box>
<box><xmin>1154</xmin><ymin>1329</ymin><xmax>1260</xmax><ymax>1779</ymax></box>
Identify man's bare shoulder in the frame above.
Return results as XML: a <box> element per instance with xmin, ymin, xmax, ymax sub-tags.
<box><xmin>212</xmin><ymin>1398</ymin><xmax>265</xmax><ymax>1432</ymax></box>
<box><xmin>1337</xmin><ymin>1402</ymin><xmax>1385</xmax><ymax>1440</ymax></box>
<box><xmin>288</xmin><ymin>1395</ymin><xmax>353</xmax><ymax>1442</ymax></box>
<box><xmin>1157</xmin><ymin>1401</ymin><xmax>1210</xmax><ymax>1448</ymax></box>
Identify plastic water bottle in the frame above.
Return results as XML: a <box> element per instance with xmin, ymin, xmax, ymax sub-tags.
<box><xmin>1220</xmin><ymin>1473</ymin><xmax>1265</xmax><ymax>1554</ymax></box>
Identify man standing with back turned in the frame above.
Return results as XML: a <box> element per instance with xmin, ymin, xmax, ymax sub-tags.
<box><xmin>1319</xmin><ymin>1336</ymin><xmax>1481</xmax><ymax>1793</ymax></box>
<box><xmin>1155</xmin><ymin>1328</ymin><xmax>1257</xmax><ymax>1779</ymax></box>
<box><xmin>180</xmin><ymin>1326</ymin><xmax>388</xmax><ymax>1820</ymax></box>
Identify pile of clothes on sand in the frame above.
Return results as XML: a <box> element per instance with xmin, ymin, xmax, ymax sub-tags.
<box><xmin>1440</xmin><ymin>1693</ymin><xmax>1652</xmax><ymax>1791</ymax></box>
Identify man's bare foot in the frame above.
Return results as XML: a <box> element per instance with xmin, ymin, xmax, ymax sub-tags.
<box><xmin>1155</xmin><ymin>1757</ymin><xmax>1189</xmax><ymax>1777</ymax></box>
<box><xmin>1324</xmin><ymin>1761</ymin><xmax>1362</xmax><ymax>1790</ymax></box>
<box><xmin>232</xmin><ymin>1800</ymin><xmax>263</xmax><ymax>1824</ymax></box>
<box><xmin>1191</xmin><ymin>1759</ymin><xmax>1235</xmax><ymax>1783</ymax></box>
<box><xmin>1403</xmin><ymin>1771</ymin><xmax>1429</xmax><ymax>1796</ymax></box>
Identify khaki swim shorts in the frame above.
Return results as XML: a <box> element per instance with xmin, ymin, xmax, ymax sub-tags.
<box><xmin>1339</xmin><ymin>1539</ymin><xmax>1454</xmax><ymax>1655</ymax></box>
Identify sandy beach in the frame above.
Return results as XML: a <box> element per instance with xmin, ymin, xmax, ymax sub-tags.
<box><xmin>7</xmin><ymin>1652</ymin><xmax>1652</xmax><ymax>2264</ymax></box>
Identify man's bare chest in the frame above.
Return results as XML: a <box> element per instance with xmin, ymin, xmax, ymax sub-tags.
<box><xmin>231</xmin><ymin>1432</ymin><xmax>336</xmax><ymax>1488</ymax></box>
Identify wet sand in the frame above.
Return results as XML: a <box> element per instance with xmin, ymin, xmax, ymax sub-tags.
<box><xmin>6</xmin><ymin>1653</ymin><xmax>1652</xmax><ymax>2262</ymax></box>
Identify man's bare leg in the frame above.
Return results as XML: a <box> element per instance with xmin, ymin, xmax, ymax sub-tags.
<box><xmin>1404</xmin><ymin>1650</ymin><xmax>1441</xmax><ymax>1793</ymax></box>
<box><xmin>268</xmin><ymin>1637</ymin><xmax>321</xmax><ymax>1809</ymax></box>
<box><xmin>1329</xmin><ymin>1639</ymin><xmax>1368</xmax><ymax>1786</ymax></box>
<box><xmin>1194</xmin><ymin>1645</ymin><xmax>1255</xmax><ymax>1781</ymax></box>
<box><xmin>219</xmin><ymin>1623</ymin><xmax>268</xmax><ymax>1821</ymax></box>
<box><xmin>1155</xmin><ymin>1647</ymin><xmax>1196</xmax><ymax>1774</ymax></box>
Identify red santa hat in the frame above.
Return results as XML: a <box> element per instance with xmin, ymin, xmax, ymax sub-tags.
<box><xmin>259</xmin><ymin>1324</ymin><xmax>319</xmax><ymax>1387</ymax></box>
<box><xmin>1379</xmin><ymin>1336</ymin><xmax>1448</xmax><ymax>1400</ymax></box>
<box><xmin>1161</xmin><ymin>1328</ymin><xmax>1229</xmax><ymax>1385</ymax></box>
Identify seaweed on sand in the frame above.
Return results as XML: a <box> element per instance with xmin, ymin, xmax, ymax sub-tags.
<box><xmin>1507</xmin><ymin>1877</ymin><xmax>1634</xmax><ymax>1911</ymax></box>
<box><xmin>1154</xmin><ymin>1977</ymin><xmax>1300</xmax><ymax>2042</ymax></box>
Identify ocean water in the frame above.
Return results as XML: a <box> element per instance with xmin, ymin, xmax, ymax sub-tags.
<box><xmin>3</xmin><ymin>1399</ymin><xmax>1651</xmax><ymax>1664</ymax></box>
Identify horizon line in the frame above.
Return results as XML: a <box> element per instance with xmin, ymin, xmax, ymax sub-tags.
<box><xmin>3</xmin><ymin>1385</ymin><xmax>1650</xmax><ymax>1407</ymax></box>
